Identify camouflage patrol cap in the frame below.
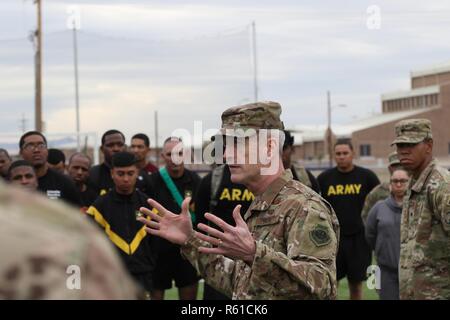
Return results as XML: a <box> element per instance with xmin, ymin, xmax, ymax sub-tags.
<box><xmin>388</xmin><ymin>151</ymin><xmax>400</xmax><ymax>166</ymax></box>
<box><xmin>391</xmin><ymin>119</ymin><xmax>432</xmax><ymax>146</ymax></box>
<box><xmin>220</xmin><ymin>101</ymin><xmax>284</xmax><ymax>137</ymax></box>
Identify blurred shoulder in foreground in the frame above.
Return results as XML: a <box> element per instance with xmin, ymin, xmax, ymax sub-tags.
<box><xmin>0</xmin><ymin>180</ymin><xmax>140</xmax><ymax>299</ymax></box>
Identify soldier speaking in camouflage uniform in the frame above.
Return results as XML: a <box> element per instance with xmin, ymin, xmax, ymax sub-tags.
<box><xmin>361</xmin><ymin>152</ymin><xmax>402</xmax><ymax>224</ymax></box>
<box><xmin>138</xmin><ymin>101</ymin><xmax>339</xmax><ymax>300</ymax></box>
<box><xmin>0</xmin><ymin>180</ymin><xmax>139</xmax><ymax>299</ymax></box>
<box><xmin>392</xmin><ymin>119</ymin><xmax>450</xmax><ymax>299</ymax></box>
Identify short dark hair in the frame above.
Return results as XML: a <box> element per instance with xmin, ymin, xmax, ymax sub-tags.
<box><xmin>8</xmin><ymin>160</ymin><xmax>35</xmax><ymax>179</ymax></box>
<box><xmin>0</xmin><ymin>148</ymin><xmax>11</xmax><ymax>160</ymax></box>
<box><xmin>163</xmin><ymin>136</ymin><xmax>182</xmax><ymax>145</ymax></box>
<box><xmin>111</xmin><ymin>151</ymin><xmax>137</xmax><ymax>168</ymax></box>
<box><xmin>101</xmin><ymin>129</ymin><xmax>125</xmax><ymax>146</ymax></box>
<box><xmin>334</xmin><ymin>139</ymin><xmax>353</xmax><ymax>151</ymax></box>
<box><xmin>68</xmin><ymin>152</ymin><xmax>92</xmax><ymax>166</ymax></box>
<box><xmin>282</xmin><ymin>130</ymin><xmax>294</xmax><ymax>149</ymax></box>
<box><xmin>47</xmin><ymin>148</ymin><xmax>66</xmax><ymax>165</ymax></box>
<box><xmin>132</xmin><ymin>133</ymin><xmax>150</xmax><ymax>147</ymax></box>
<box><xmin>19</xmin><ymin>131</ymin><xmax>47</xmax><ymax>150</ymax></box>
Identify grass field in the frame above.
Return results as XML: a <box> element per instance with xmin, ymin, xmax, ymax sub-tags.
<box><xmin>164</xmin><ymin>278</ymin><xmax>379</xmax><ymax>300</ymax></box>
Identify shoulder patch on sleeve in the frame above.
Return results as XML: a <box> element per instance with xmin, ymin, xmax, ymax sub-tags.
<box><xmin>442</xmin><ymin>194</ymin><xmax>450</xmax><ymax>226</ymax></box>
<box><xmin>309</xmin><ymin>224</ymin><xmax>331</xmax><ymax>247</ymax></box>
<box><xmin>445</xmin><ymin>196</ymin><xmax>450</xmax><ymax>225</ymax></box>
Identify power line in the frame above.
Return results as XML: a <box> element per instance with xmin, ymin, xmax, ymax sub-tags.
<box><xmin>0</xmin><ymin>28</ymin><xmax>249</xmax><ymax>46</ymax></box>
<box><xmin>2</xmin><ymin>10</ymin><xmax>449</xmax><ymax>44</ymax></box>
<box><xmin>0</xmin><ymin>36</ymin><xmax>30</xmax><ymax>42</ymax></box>
<box><xmin>0</xmin><ymin>30</ymin><xmax>75</xmax><ymax>42</ymax></box>
<box><xmin>76</xmin><ymin>27</ymin><xmax>248</xmax><ymax>44</ymax></box>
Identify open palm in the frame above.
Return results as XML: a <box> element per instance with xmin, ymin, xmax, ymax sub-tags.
<box><xmin>138</xmin><ymin>197</ymin><xmax>193</xmax><ymax>245</ymax></box>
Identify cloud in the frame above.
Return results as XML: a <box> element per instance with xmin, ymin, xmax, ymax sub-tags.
<box><xmin>2</xmin><ymin>0</ymin><xmax>450</xmax><ymax>150</ymax></box>
<box><xmin>44</xmin><ymin>81</ymin><xmax>242</xmax><ymax>145</ymax></box>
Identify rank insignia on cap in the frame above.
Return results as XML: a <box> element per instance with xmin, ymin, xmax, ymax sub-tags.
<box><xmin>310</xmin><ymin>224</ymin><xmax>331</xmax><ymax>247</ymax></box>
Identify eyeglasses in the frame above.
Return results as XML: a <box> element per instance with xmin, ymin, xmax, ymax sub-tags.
<box><xmin>22</xmin><ymin>142</ymin><xmax>47</xmax><ymax>151</ymax></box>
<box><xmin>390</xmin><ymin>179</ymin><xmax>409</xmax><ymax>185</ymax></box>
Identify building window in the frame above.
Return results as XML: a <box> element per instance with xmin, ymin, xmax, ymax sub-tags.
<box><xmin>360</xmin><ymin>144</ymin><xmax>371</xmax><ymax>157</ymax></box>
<box><xmin>418</xmin><ymin>96</ymin><xmax>423</xmax><ymax>107</ymax></box>
<box><xmin>433</xmin><ymin>94</ymin><xmax>439</xmax><ymax>105</ymax></box>
<box><xmin>448</xmin><ymin>143</ymin><xmax>450</xmax><ymax>155</ymax></box>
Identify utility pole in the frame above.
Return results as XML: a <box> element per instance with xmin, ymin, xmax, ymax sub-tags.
<box><xmin>154</xmin><ymin>110</ymin><xmax>159</xmax><ymax>166</ymax></box>
<box><xmin>71</xmin><ymin>17</ymin><xmax>81</xmax><ymax>151</ymax></box>
<box><xmin>251</xmin><ymin>21</ymin><xmax>258</xmax><ymax>103</ymax></box>
<box><xmin>34</xmin><ymin>0</ymin><xmax>43</xmax><ymax>132</ymax></box>
<box><xmin>327</xmin><ymin>90</ymin><xmax>332</xmax><ymax>168</ymax></box>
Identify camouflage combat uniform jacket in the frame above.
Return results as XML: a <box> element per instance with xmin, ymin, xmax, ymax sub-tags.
<box><xmin>181</xmin><ymin>170</ymin><xmax>339</xmax><ymax>300</ymax></box>
<box><xmin>361</xmin><ymin>182</ymin><xmax>390</xmax><ymax>224</ymax></box>
<box><xmin>0</xmin><ymin>181</ymin><xmax>139</xmax><ymax>299</ymax></box>
<box><xmin>399</xmin><ymin>159</ymin><xmax>450</xmax><ymax>299</ymax></box>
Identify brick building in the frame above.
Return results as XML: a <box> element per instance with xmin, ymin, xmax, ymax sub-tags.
<box><xmin>291</xmin><ymin>61</ymin><xmax>450</xmax><ymax>166</ymax></box>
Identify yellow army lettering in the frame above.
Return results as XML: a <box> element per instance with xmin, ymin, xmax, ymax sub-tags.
<box><xmin>219</xmin><ymin>188</ymin><xmax>255</xmax><ymax>201</ymax></box>
<box><xmin>327</xmin><ymin>184</ymin><xmax>362</xmax><ymax>196</ymax></box>
<box><xmin>232</xmin><ymin>189</ymin><xmax>241</xmax><ymax>201</ymax></box>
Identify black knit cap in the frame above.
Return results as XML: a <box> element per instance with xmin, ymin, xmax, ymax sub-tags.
<box><xmin>48</xmin><ymin>148</ymin><xmax>66</xmax><ymax>165</ymax></box>
<box><xmin>111</xmin><ymin>151</ymin><xmax>137</xmax><ymax>168</ymax></box>
<box><xmin>283</xmin><ymin>130</ymin><xmax>294</xmax><ymax>149</ymax></box>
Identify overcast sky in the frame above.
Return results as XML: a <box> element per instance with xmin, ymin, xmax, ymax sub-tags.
<box><xmin>1</xmin><ymin>0</ymin><xmax>450</xmax><ymax>148</ymax></box>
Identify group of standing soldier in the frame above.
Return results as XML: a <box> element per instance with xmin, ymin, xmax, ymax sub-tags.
<box><xmin>0</xmin><ymin>101</ymin><xmax>448</xmax><ymax>300</ymax></box>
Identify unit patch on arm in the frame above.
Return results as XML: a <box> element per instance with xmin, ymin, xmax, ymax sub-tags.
<box><xmin>309</xmin><ymin>224</ymin><xmax>331</xmax><ymax>247</ymax></box>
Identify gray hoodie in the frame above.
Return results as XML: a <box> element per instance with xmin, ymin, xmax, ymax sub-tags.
<box><xmin>365</xmin><ymin>195</ymin><xmax>402</xmax><ymax>270</ymax></box>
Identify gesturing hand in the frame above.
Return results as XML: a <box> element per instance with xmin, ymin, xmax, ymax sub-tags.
<box><xmin>196</xmin><ymin>205</ymin><xmax>256</xmax><ymax>264</ymax></box>
<box><xmin>137</xmin><ymin>197</ymin><xmax>193</xmax><ymax>245</ymax></box>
